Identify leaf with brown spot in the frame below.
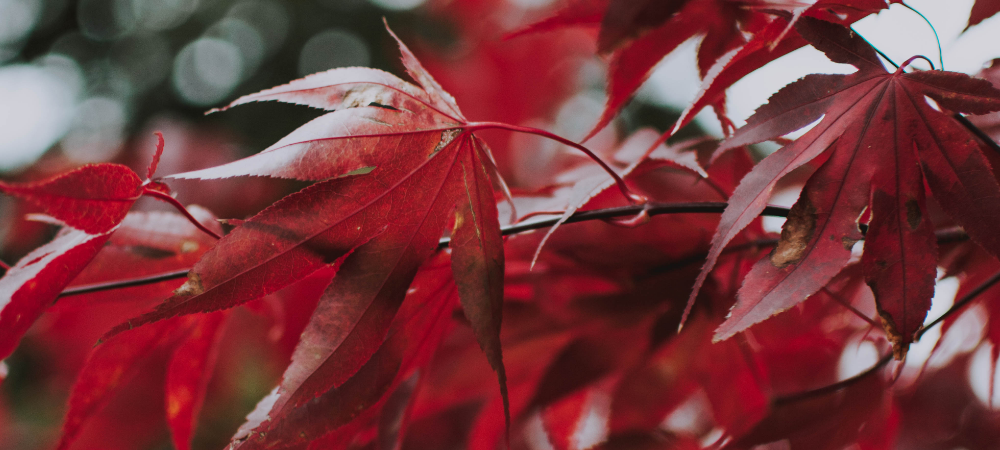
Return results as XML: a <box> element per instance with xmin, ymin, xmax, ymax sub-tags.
<box><xmin>706</xmin><ymin>18</ymin><xmax>1000</xmax><ymax>357</ymax></box>
<box><xmin>769</xmin><ymin>196</ymin><xmax>817</xmax><ymax>268</ymax></box>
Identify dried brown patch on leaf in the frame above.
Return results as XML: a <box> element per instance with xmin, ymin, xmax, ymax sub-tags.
<box><xmin>175</xmin><ymin>273</ymin><xmax>204</xmax><ymax>297</ymax></box>
<box><xmin>433</xmin><ymin>129</ymin><xmax>462</xmax><ymax>156</ymax></box>
<box><xmin>770</xmin><ymin>196</ymin><xmax>817</xmax><ymax>268</ymax></box>
<box><xmin>877</xmin><ymin>312</ymin><xmax>905</xmax><ymax>360</ymax></box>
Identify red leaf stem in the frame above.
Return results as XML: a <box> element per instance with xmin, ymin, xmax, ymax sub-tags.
<box><xmin>141</xmin><ymin>188</ymin><xmax>222</xmax><ymax>240</ymax></box>
<box><xmin>464</xmin><ymin>121</ymin><xmax>645</xmax><ymax>205</ymax></box>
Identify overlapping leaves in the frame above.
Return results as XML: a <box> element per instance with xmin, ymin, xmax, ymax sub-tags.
<box><xmin>695</xmin><ymin>17</ymin><xmax>1000</xmax><ymax>358</ymax></box>
<box><xmin>0</xmin><ymin>134</ymin><xmax>182</xmax><ymax>361</ymax></box>
<box><xmin>98</xmin><ymin>24</ymin><xmax>516</xmax><ymax>445</ymax></box>
<box><xmin>513</xmin><ymin>0</ymin><xmax>898</xmax><ymax>139</ymax></box>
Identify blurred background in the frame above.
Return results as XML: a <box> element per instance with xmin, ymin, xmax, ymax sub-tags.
<box><xmin>2</xmin><ymin>0</ymin><xmax>1000</xmax><ymax>448</ymax></box>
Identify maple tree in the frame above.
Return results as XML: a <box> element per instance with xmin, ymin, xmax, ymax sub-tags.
<box><xmin>6</xmin><ymin>1</ymin><xmax>1000</xmax><ymax>449</ymax></box>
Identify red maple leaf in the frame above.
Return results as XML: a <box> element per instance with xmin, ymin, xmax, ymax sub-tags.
<box><xmin>98</xmin><ymin>23</ymin><xmax>639</xmax><ymax>442</ymax></box>
<box><xmin>690</xmin><ymin>17</ymin><xmax>1000</xmax><ymax>358</ymax></box>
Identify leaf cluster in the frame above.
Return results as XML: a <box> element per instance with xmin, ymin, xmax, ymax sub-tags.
<box><xmin>5</xmin><ymin>2</ymin><xmax>1000</xmax><ymax>450</ymax></box>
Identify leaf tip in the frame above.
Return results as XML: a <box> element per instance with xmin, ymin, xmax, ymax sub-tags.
<box><xmin>876</xmin><ymin>312</ymin><xmax>908</xmax><ymax>360</ymax></box>
<box><xmin>146</xmin><ymin>132</ymin><xmax>165</xmax><ymax>180</ymax></box>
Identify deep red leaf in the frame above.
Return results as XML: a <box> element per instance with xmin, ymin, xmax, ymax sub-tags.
<box><xmin>450</xmin><ymin>137</ymin><xmax>509</xmax><ymax>428</ymax></box>
<box><xmin>166</xmin><ymin>311</ymin><xmax>229</xmax><ymax>450</ymax></box>
<box><xmin>732</xmin><ymin>372</ymin><xmax>890</xmax><ymax>449</ymax></box>
<box><xmin>508</xmin><ymin>0</ymin><xmax>893</xmax><ymax>141</ymax></box>
<box><xmin>589</xmin><ymin>0</ymin><xmax>740</xmax><ymax>141</ymax></box>
<box><xmin>862</xmin><ymin>150</ymin><xmax>937</xmax><ymax>360</ymax></box>
<box><xmin>0</xmin><ymin>228</ymin><xmax>112</xmax><ymax>360</ymax></box>
<box><xmin>968</xmin><ymin>0</ymin><xmax>1000</xmax><ymax>29</ymax></box>
<box><xmin>231</xmin><ymin>263</ymin><xmax>457</xmax><ymax>449</ymax></box>
<box><xmin>504</xmin><ymin>0</ymin><xmax>607</xmax><ymax>41</ymax></box>
<box><xmin>703</xmin><ymin>17</ymin><xmax>1000</xmax><ymax>358</ymax></box>
<box><xmin>66</xmin><ymin>207</ymin><xmax>221</xmax><ymax>296</ymax></box>
<box><xmin>106</xmin><ymin>24</ymin><xmax>517</xmax><ymax>435</ymax></box>
<box><xmin>0</xmin><ymin>164</ymin><xmax>141</xmax><ymax>235</ymax></box>
<box><xmin>55</xmin><ymin>312</ymin><xmax>226</xmax><ymax>450</ymax></box>
<box><xmin>147</xmin><ymin>132</ymin><xmax>165</xmax><ymax>180</ymax></box>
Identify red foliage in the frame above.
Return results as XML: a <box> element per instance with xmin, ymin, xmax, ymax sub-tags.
<box><xmin>5</xmin><ymin>2</ymin><xmax>1000</xmax><ymax>450</ymax></box>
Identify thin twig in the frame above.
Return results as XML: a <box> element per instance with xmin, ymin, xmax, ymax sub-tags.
<box><xmin>57</xmin><ymin>200</ymin><xmax>977</xmax><ymax>299</ymax></box>
<box><xmin>954</xmin><ymin>113</ymin><xmax>1000</xmax><ymax>155</ymax></box>
<box><xmin>822</xmin><ymin>286</ymin><xmax>879</xmax><ymax>327</ymax></box>
<box><xmin>918</xmin><ymin>269</ymin><xmax>1000</xmax><ymax>338</ymax></box>
<box><xmin>778</xmin><ymin>266</ymin><xmax>1000</xmax><ymax>405</ymax></box>
<box><xmin>774</xmin><ymin>352</ymin><xmax>893</xmax><ymax>405</ymax></box>
<box><xmin>59</xmin><ymin>269</ymin><xmax>191</xmax><ymax>298</ymax></box>
<box><xmin>900</xmin><ymin>2</ymin><xmax>943</xmax><ymax>70</ymax></box>
<box><xmin>64</xmin><ymin>202</ymin><xmax>789</xmax><ymax>298</ymax></box>
<box><xmin>439</xmin><ymin>201</ymin><xmax>790</xmax><ymax>248</ymax></box>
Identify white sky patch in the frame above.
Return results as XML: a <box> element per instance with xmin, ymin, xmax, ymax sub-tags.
<box><xmin>640</xmin><ymin>38</ymin><xmax>725</xmax><ymax>138</ymax></box>
<box><xmin>853</xmin><ymin>0</ymin><xmax>981</xmax><ymax>73</ymax></box>
<box><xmin>970</xmin><ymin>342</ymin><xmax>1000</xmax><ymax>407</ymax></box>
<box><xmin>760</xmin><ymin>183</ymin><xmax>805</xmax><ymax>234</ymax></box>
<box><xmin>660</xmin><ymin>390</ymin><xmax>711</xmax><ymax>437</ymax></box>
<box><xmin>926</xmin><ymin>302</ymin><xmax>985</xmax><ymax>369</ymax></box>
<box><xmin>838</xmin><ymin>337</ymin><xmax>880</xmax><ymax>380</ymax></box>
<box><xmin>896</xmin><ymin>275</ymin><xmax>962</xmax><ymax>385</ymax></box>
<box><xmin>573</xmin><ymin>390</ymin><xmax>610</xmax><ymax>449</ymax></box>
<box><xmin>524</xmin><ymin>411</ymin><xmax>556</xmax><ymax>450</ymax></box>
<box><xmin>726</xmin><ymin>46</ymin><xmax>854</xmax><ymax>137</ymax></box>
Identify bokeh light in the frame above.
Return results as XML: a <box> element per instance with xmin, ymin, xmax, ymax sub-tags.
<box><xmin>173</xmin><ymin>37</ymin><xmax>245</xmax><ymax>106</ymax></box>
<box><xmin>298</xmin><ymin>29</ymin><xmax>370</xmax><ymax>76</ymax></box>
<box><xmin>0</xmin><ymin>58</ymin><xmax>82</xmax><ymax>170</ymax></box>
<box><xmin>0</xmin><ymin>0</ymin><xmax>42</xmax><ymax>62</ymax></box>
<box><xmin>77</xmin><ymin>0</ymin><xmax>136</xmax><ymax>41</ymax></box>
<box><xmin>368</xmin><ymin>0</ymin><xmax>427</xmax><ymax>12</ymax></box>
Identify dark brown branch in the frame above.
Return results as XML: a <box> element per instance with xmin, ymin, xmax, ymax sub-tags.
<box><xmin>59</xmin><ymin>269</ymin><xmax>191</xmax><ymax>298</ymax></box>
<box><xmin>437</xmin><ymin>201</ymin><xmax>791</xmax><ymax>249</ymax></box>
<box><xmin>59</xmin><ymin>202</ymin><xmax>788</xmax><ymax>299</ymax></box>
<box><xmin>773</xmin><ymin>352</ymin><xmax>893</xmax><ymax>406</ymax></box>
<box><xmin>775</xmin><ymin>253</ymin><xmax>1000</xmax><ymax>405</ymax></box>
<box><xmin>54</xmin><ymin>201</ymin><xmax>976</xmax><ymax>306</ymax></box>
<box><xmin>954</xmin><ymin>113</ymin><xmax>1000</xmax><ymax>155</ymax></box>
<box><xmin>822</xmin><ymin>286</ymin><xmax>879</xmax><ymax>327</ymax></box>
